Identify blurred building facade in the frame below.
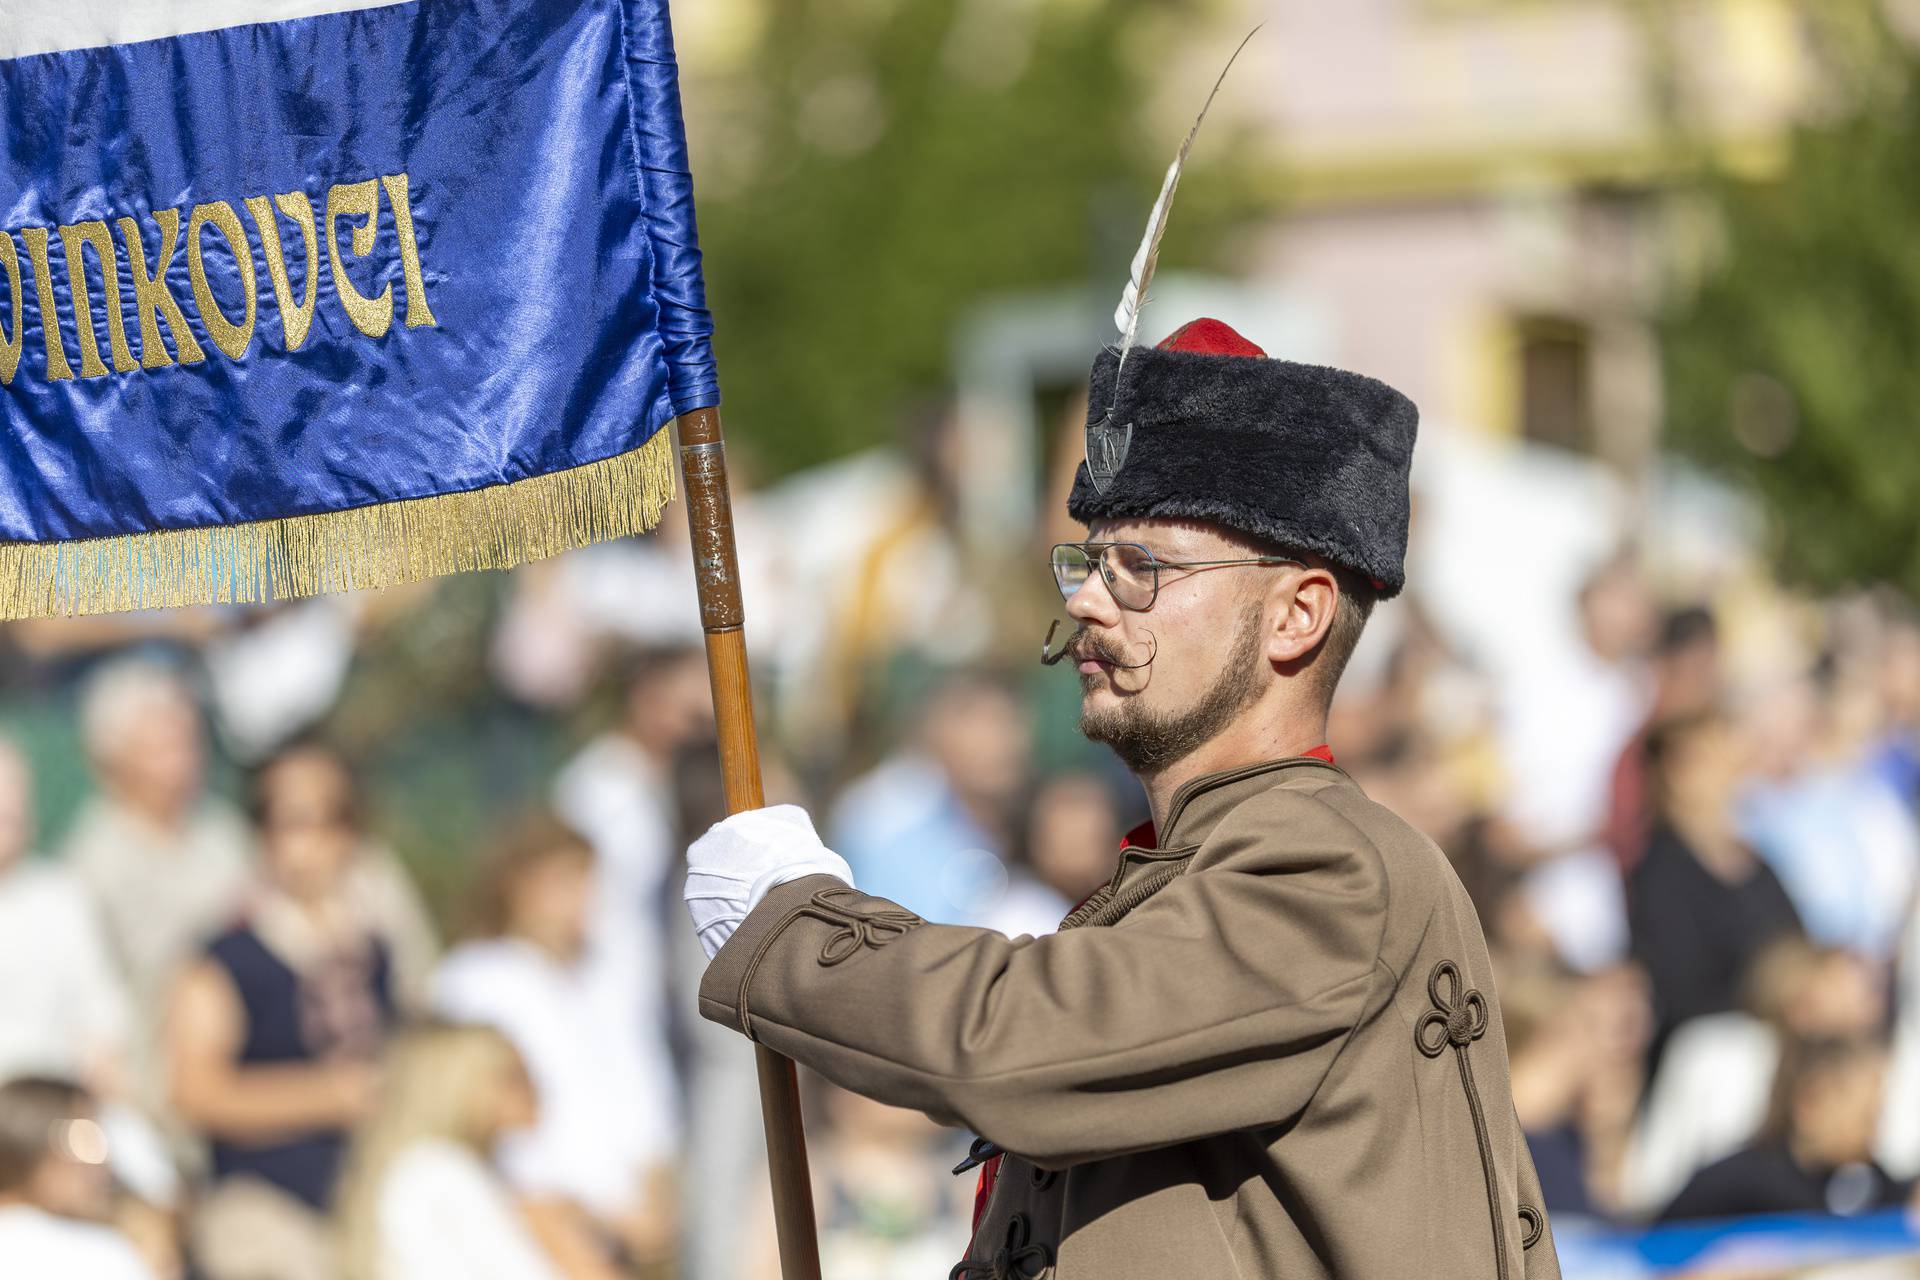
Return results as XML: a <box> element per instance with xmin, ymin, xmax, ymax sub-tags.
<box><xmin>1240</xmin><ymin>0</ymin><xmax>1812</xmax><ymax>470</ymax></box>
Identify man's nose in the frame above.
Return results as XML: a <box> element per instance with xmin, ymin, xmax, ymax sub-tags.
<box><xmin>1064</xmin><ymin>570</ymin><xmax>1120</xmax><ymax>629</ymax></box>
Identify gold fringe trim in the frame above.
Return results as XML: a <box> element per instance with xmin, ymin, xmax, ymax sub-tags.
<box><xmin>0</xmin><ymin>432</ymin><xmax>677</xmax><ymax>620</ymax></box>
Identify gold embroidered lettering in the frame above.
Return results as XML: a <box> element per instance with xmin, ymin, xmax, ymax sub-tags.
<box><xmin>58</xmin><ymin>221</ymin><xmax>138</xmax><ymax>377</ymax></box>
<box><xmin>0</xmin><ymin>231</ymin><xmax>21</xmax><ymax>387</ymax></box>
<box><xmin>118</xmin><ymin>210</ymin><xmax>206</xmax><ymax>369</ymax></box>
<box><xmin>325</xmin><ymin>179</ymin><xmax>392</xmax><ymax>338</ymax></box>
<box><xmin>187</xmin><ymin>201</ymin><xmax>257</xmax><ymax>360</ymax></box>
<box><xmin>20</xmin><ymin>228</ymin><xmax>72</xmax><ymax>382</ymax></box>
<box><xmin>379</xmin><ymin>173</ymin><xmax>437</xmax><ymax>329</ymax></box>
<box><xmin>10</xmin><ymin>174</ymin><xmax>440</xmax><ymax>384</ymax></box>
<box><xmin>244</xmin><ymin>193</ymin><xmax>319</xmax><ymax>352</ymax></box>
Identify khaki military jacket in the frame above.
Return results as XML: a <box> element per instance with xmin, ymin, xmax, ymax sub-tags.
<box><xmin>700</xmin><ymin>757</ymin><xmax>1561</xmax><ymax>1279</ymax></box>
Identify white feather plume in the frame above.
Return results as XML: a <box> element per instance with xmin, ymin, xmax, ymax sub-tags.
<box><xmin>1112</xmin><ymin>27</ymin><xmax>1260</xmax><ymax>374</ymax></box>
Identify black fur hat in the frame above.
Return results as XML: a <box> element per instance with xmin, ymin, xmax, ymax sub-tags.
<box><xmin>1067</xmin><ymin>318</ymin><xmax>1418</xmax><ymax>598</ymax></box>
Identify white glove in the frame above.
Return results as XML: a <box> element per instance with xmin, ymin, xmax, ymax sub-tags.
<box><xmin>684</xmin><ymin>804</ymin><xmax>854</xmax><ymax>959</ymax></box>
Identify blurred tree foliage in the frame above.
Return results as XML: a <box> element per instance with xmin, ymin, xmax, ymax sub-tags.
<box><xmin>1659</xmin><ymin>4</ymin><xmax>1920</xmax><ymax>593</ymax></box>
<box><xmin>690</xmin><ymin>0</ymin><xmax>1224</xmax><ymax>475</ymax></box>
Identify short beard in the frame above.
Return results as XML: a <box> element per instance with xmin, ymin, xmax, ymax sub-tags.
<box><xmin>1078</xmin><ymin>597</ymin><xmax>1266</xmax><ymax>776</ymax></box>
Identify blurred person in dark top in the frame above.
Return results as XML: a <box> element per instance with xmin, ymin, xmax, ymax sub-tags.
<box><xmin>167</xmin><ymin>743</ymin><xmax>401</xmax><ymax>1280</ymax></box>
<box><xmin>830</xmin><ymin>667</ymin><xmax>1031</xmax><ymax>925</ymax></box>
<box><xmin>1660</xmin><ymin>1034</ymin><xmax>1908</xmax><ymax>1222</ymax></box>
<box><xmin>1026</xmin><ymin>770</ymin><xmax>1130</xmax><ymax>902</ymax></box>
<box><xmin>1628</xmin><ymin>709</ymin><xmax>1803</xmax><ymax>1071</ymax></box>
<box><xmin>432</xmin><ymin>814</ymin><xmax>676</xmax><ymax>1277</ymax></box>
<box><xmin>0</xmin><ymin>1077</ymin><xmax>161</xmax><ymax>1280</ymax></box>
<box><xmin>1604</xmin><ymin>606</ymin><xmax>1721</xmax><ymax>875</ymax></box>
<box><xmin>248</xmin><ymin>741</ymin><xmax>435</xmax><ymax>1013</ymax></box>
<box><xmin>1502</xmin><ymin>958</ymin><xmax>1651</xmax><ymax>1222</ymax></box>
<box><xmin>983</xmin><ymin>771</ymin><xmax>1125</xmax><ymax>938</ymax></box>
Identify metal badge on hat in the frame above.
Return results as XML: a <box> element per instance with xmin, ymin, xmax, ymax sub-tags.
<box><xmin>1085</xmin><ymin>411</ymin><xmax>1132</xmax><ymax>494</ymax></box>
<box><xmin>1088</xmin><ymin>27</ymin><xmax>1257</xmax><ymax>495</ymax></box>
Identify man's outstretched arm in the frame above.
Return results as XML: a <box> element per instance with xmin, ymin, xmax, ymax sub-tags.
<box><xmin>691</xmin><ymin>792</ymin><xmax>1389</xmax><ymax>1168</ymax></box>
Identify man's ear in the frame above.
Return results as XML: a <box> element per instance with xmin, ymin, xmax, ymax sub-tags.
<box><xmin>1266</xmin><ymin>566</ymin><xmax>1338</xmax><ymax>668</ymax></box>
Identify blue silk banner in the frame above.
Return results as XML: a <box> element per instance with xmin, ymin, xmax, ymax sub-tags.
<box><xmin>0</xmin><ymin>0</ymin><xmax>713</xmax><ymax>614</ymax></box>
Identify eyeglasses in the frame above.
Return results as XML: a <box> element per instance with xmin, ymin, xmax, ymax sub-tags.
<box><xmin>1050</xmin><ymin>541</ymin><xmax>1303</xmax><ymax>612</ymax></box>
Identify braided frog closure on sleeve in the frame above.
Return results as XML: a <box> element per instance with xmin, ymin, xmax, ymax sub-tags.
<box><xmin>1416</xmin><ymin>960</ymin><xmax>1514</xmax><ymax>1280</ymax></box>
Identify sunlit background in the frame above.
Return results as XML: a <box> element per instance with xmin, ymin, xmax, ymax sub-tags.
<box><xmin>8</xmin><ymin>1</ymin><xmax>1920</xmax><ymax>1277</ymax></box>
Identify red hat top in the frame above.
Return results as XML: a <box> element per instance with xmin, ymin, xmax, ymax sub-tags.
<box><xmin>1156</xmin><ymin>317</ymin><xmax>1266</xmax><ymax>359</ymax></box>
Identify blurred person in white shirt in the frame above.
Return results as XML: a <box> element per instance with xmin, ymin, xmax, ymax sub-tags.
<box><xmin>336</xmin><ymin>1021</ymin><xmax>619</xmax><ymax>1280</ymax></box>
<box><xmin>0</xmin><ymin>736</ymin><xmax>178</xmax><ymax>1216</ymax></box>
<box><xmin>60</xmin><ymin>657</ymin><xmax>253</xmax><ymax>1104</ymax></box>
<box><xmin>0</xmin><ymin>1076</ymin><xmax>161</xmax><ymax>1280</ymax></box>
<box><xmin>1498</xmin><ymin>555</ymin><xmax>1654</xmax><ymax>972</ymax></box>
<box><xmin>549</xmin><ymin>645</ymin><xmax>707</xmax><ymax>1269</ymax></box>
<box><xmin>0</xmin><ymin>735</ymin><xmax>130</xmax><ymax>1095</ymax></box>
<box><xmin>551</xmin><ymin>646</ymin><xmax>708</xmax><ymax>1128</ymax></box>
<box><xmin>433</xmin><ymin>814</ymin><xmax>678</xmax><ymax>1274</ymax></box>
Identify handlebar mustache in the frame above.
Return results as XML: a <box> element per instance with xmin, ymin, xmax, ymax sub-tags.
<box><xmin>1040</xmin><ymin>620</ymin><xmax>1157</xmax><ymax>670</ymax></box>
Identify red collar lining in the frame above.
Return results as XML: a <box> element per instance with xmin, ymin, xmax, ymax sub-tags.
<box><xmin>1118</xmin><ymin>746</ymin><xmax>1334</xmax><ymax>850</ymax></box>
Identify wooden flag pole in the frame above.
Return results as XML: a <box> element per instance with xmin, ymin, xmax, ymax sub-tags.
<box><xmin>676</xmin><ymin>406</ymin><xmax>824</xmax><ymax>1280</ymax></box>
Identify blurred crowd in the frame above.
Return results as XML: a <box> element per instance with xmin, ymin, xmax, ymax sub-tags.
<box><xmin>3</xmin><ymin>423</ymin><xmax>1920</xmax><ymax>1280</ymax></box>
<box><xmin>1343</xmin><ymin>559</ymin><xmax>1920</xmax><ymax>1235</ymax></box>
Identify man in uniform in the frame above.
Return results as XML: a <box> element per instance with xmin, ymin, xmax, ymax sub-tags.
<box><xmin>684</xmin><ymin>318</ymin><xmax>1561</xmax><ymax>1279</ymax></box>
